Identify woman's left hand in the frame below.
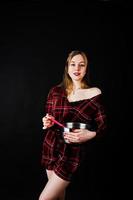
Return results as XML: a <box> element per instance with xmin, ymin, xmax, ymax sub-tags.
<box><xmin>64</xmin><ymin>129</ymin><xmax>96</xmax><ymax>144</ymax></box>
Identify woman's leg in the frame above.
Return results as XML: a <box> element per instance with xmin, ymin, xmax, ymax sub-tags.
<box><xmin>46</xmin><ymin>170</ymin><xmax>66</xmax><ymax>200</ymax></box>
<box><xmin>39</xmin><ymin>171</ymin><xmax>70</xmax><ymax>200</ymax></box>
<box><xmin>46</xmin><ymin>169</ymin><xmax>53</xmax><ymax>180</ymax></box>
<box><xmin>58</xmin><ymin>190</ymin><xmax>66</xmax><ymax>200</ymax></box>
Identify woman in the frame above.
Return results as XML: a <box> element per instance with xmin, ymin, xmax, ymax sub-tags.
<box><xmin>39</xmin><ymin>50</ymin><xmax>107</xmax><ymax>200</ymax></box>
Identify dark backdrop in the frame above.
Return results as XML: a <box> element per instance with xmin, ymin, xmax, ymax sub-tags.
<box><xmin>0</xmin><ymin>1</ymin><xmax>131</xmax><ymax>200</ymax></box>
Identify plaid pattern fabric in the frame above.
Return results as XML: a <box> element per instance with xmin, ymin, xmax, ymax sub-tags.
<box><xmin>41</xmin><ymin>85</ymin><xmax>107</xmax><ymax>181</ymax></box>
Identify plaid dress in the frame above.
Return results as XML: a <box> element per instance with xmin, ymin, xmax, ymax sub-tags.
<box><xmin>41</xmin><ymin>85</ymin><xmax>107</xmax><ymax>181</ymax></box>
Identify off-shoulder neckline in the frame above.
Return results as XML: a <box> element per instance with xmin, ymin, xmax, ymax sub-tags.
<box><xmin>67</xmin><ymin>93</ymin><xmax>102</xmax><ymax>103</ymax></box>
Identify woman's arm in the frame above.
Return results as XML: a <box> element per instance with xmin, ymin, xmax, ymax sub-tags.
<box><xmin>42</xmin><ymin>88</ymin><xmax>55</xmax><ymax>129</ymax></box>
<box><xmin>64</xmin><ymin>94</ymin><xmax>107</xmax><ymax>144</ymax></box>
<box><xmin>64</xmin><ymin>129</ymin><xmax>96</xmax><ymax>144</ymax></box>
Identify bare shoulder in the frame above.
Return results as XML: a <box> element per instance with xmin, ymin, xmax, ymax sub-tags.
<box><xmin>84</xmin><ymin>87</ymin><xmax>102</xmax><ymax>99</ymax></box>
<box><xmin>90</xmin><ymin>87</ymin><xmax>102</xmax><ymax>95</ymax></box>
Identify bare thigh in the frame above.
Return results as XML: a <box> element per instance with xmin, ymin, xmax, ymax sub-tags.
<box><xmin>46</xmin><ymin>169</ymin><xmax>54</xmax><ymax>180</ymax></box>
<box><xmin>39</xmin><ymin>171</ymin><xmax>70</xmax><ymax>200</ymax></box>
<box><xmin>46</xmin><ymin>170</ymin><xmax>67</xmax><ymax>200</ymax></box>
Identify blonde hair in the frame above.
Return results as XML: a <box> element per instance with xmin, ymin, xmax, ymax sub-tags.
<box><xmin>61</xmin><ymin>50</ymin><xmax>90</xmax><ymax>95</ymax></box>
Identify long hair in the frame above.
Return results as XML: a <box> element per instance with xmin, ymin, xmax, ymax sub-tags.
<box><xmin>60</xmin><ymin>50</ymin><xmax>90</xmax><ymax>95</ymax></box>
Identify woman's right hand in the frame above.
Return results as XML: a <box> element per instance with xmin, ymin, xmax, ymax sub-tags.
<box><xmin>42</xmin><ymin>113</ymin><xmax>55</xmax><ymax>129</ymax></box>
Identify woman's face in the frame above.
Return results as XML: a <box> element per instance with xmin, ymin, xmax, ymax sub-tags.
<box><xmin>68</xmin><ymin>54</ymin><xmax>87</xmax><ymax>82</ymax></box>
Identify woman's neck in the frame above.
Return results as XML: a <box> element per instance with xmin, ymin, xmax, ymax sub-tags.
<box><xmin>72</xmin><ymin>84</ymin><xmax>82</xmax><ymax>95</ymax></box>
<box><xmin>72</xmin><ymin>82</ymin><xmax>81</xmax><ymax>90</ymax></box>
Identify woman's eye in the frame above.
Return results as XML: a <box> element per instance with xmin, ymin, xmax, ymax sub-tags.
<box><xmin>70</xmin><ymin>63</ymin><xmax>75</xmax><ymax>66</ymax></box>
<box><xmin>79</xmin><ymin>64</ymin><xmax>85</xmax><ymax>67</ymax></box>
<box><xmin>69</xmin><ymin>63</ymin><xmax>85</xmax><ymax>67</ymax></box>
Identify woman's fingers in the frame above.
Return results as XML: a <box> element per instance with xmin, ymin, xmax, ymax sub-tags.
<box><xmin>64</xmin><ymin>131</ymin><xmax>78</xmax><ymax>143</ymax></box>
<box><xmin>42</xmin><ymin>114</ymin><xmax>55</xmax><ymax>129</ymax></box>
<box><xmin>64</xmin><ymin>130</ymin><xmax>85</xmax><ymax>143</ymax></box>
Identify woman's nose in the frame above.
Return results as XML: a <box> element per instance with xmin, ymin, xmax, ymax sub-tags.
<box><xmin>75</xmin><ymin>64</ymin><xmax>80</xmax><ymax>70</ymax></box>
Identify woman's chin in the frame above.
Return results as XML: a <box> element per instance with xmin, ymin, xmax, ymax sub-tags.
<box><xmin>72</xmin><ymin>77</ymin><xmax>82</xmax><ymax>81</ymax></box>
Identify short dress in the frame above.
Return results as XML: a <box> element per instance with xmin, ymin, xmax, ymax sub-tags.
<box><xmin>41</xmin><ymin>85</ymin><xmax>107</xmax><ymax>181</ymax></box>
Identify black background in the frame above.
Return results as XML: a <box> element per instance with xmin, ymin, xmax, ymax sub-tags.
<box><xmin>0</xmin><ymin>1</ymin><xmax>131</xmax><ymax>200</ymax></box>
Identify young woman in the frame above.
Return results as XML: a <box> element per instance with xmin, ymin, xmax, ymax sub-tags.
<box><xmin>39</xmin><ymin>50</ymin><xmax>107</xmax><ymax>200</ymax></box>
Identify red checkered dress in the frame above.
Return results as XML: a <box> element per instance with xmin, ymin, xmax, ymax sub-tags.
<box><xmin>41</xmin><ymin>85</ymin><xmax>107</xmax><ymax>181</ymax></box>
